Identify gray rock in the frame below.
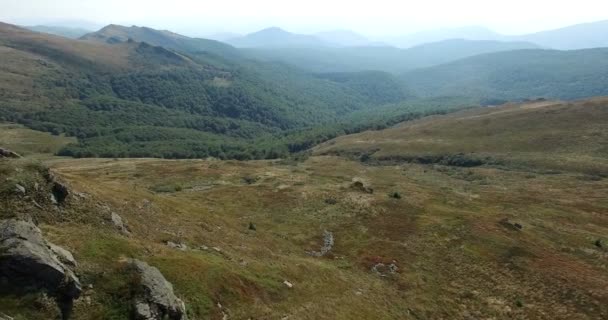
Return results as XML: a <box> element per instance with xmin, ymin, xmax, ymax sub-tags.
<box><xmin>14</xmin><ymin>184</ymin><xmax>26</xmax><ymax>195</ymax></box>
<box><xmin>128</xmin><ymin>259</ymin><xmax>188</xmax><ymax>320</ymax></box>
<box><xmin>0</xmin><ymin>147</ymin><xmax>21</xmax><ymax>158</ymax></box>
<box><xmin>308</xmin><ymin>230</ymin><xmax>334</xmax><ymax>257</ymax></box>
<box><xmin>166</xmin><ymin>241</ymin><xmax>188</xmax><ymax>251</ymax></box>
<box><xmin>110</xmin><ymin>212</ymin><xmax>130</xmax><ymax>235</ymax></box>
<box><xmin>48</xmin><ymin>243</ymin><xmax>77</xmax><ymax>268</ymax></box>
<box><xmin>0</xmin><ymin>219</ymin><xmax>81</xmax><ymax>304</ymax></box>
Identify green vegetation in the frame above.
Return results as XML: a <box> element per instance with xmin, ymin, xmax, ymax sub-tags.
<box><xmin>401</xmin><ymin>48</ymin><xmax>608</xmax><ymax>102</ymax></box>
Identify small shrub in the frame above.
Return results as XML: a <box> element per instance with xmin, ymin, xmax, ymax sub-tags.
<box><xmin>242</xmin><ymin>176</ymin><xmax>260</xmax><ymax>185</ymax></box>
<box><xmin>595</xmin><ymin>239</ymin><xmax>603</xmax><ymax>249</ymax></box>
<box><xmin>249</xmin><ymin>222</ymin><xmax>257</xmax><ymax>231</ymax></box>
<box><xmin>389</xmin><ymin>192</ymin><xmax>402</xmax><ymax>199</ymax></box>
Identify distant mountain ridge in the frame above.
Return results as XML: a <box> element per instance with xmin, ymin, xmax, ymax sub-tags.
<box><xmin>242</xmin><ymin>38</ymin><xmax>539</xmax><ymax>73</ymax></box>
<box><xmin>226</xmin><ymin>27</ymin><xmax>329</xmax><ymax>48</ymax></box>
<box><xmin>386</xmin><ymin>20</ymin><xmax>608</xmax><ymax>50</ymax></box>
<box><xmin>81</xmin><ymin>24</ymin><xmax>241</xmax><ymax>61</ymax></box>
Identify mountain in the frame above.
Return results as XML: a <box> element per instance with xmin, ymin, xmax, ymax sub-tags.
<box><xmin>242</xmin><ymin>39</ymin><xmax>539</xmax><ymax>73</ymax></box>
<box><xmin>314</xmin><ymin>30</ymin><xmax>371</xmax><ymax>46</ymax></box>
<box><xmin>388</xmin><ymin>26</ymin><xmax>502</xmax><ymax>48</ymax></box>
<box><xmin>81</xmin><ymin>24</ymin><xmax>240</xmax><ymax>61</ymax></box>
<box><xmin>401</xmin><ymin>48</ymin><xmax>608</xmax><ymax>102</ymax></box>
<box><xmin>388</xmin><ymin>20</ymin><xmax>608</xmax><ymax>50</ymax></box>
<box><xmin>0</xmin><ymin>22</ymin><xmax>415</xmax><ymax>159</ymax></box>
<box><xmin>515</xmin><ymin>19</ymin><xmax>608</xmax><ymax>50</ymax></box>
<box><xmin>227</xmin><ymin>27</ymin><xmax>328</xmax><ymax>48</ymax></box>
<box><xmin>25</xmin><ymin>25</ymin><xmax>91</xmax><ymax>39</ymax></box>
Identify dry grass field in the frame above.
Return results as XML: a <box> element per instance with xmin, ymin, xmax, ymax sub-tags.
<box><xmin>1</xmin><ymin>98</ymin><xmax>607</xmax><ymax>319</ymax></box>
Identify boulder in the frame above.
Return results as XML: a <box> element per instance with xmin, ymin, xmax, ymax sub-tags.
<box><xmin>0</xmin><ymin>219</ymin><xmax>81</xmax><ymax>316</ymax></box>
<box><xmin>110</xmin><ymin>212</ymin><xmax>130</xmax><ymax>235</ymax></box>
<box><xmin>0</xmin><ymin>147</ymin><xmax>21</xmax><ymax>158</ymax></box>
<box><xmin>128</xmin><ymin>259</ymin><xmax>188</xmax><ymax>320</ymax></box>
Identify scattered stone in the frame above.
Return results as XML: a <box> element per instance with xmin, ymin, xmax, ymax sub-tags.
<box><xmin>0</xmin><ymin>219</ymin><xmax>81</xmax><ymax>317</ymax></box>
<box><xmin>324</xmin><ymin>197</ymin><xmax>338</xmax><ymax>205</ymax></box>
<box><xmin>14</xmin><ymin>184</ymin><xmax>26</xmax><ymax>195</ymax></box>
<box><xmin>499</xmin><ymin>218</ymin><xmax>523</xmax><ymax>231</ymax></box>
<box><xmin>50</xmin><ymin>193</ymin><xmax>58</xmax><ymax>205</ymax></box>
<box><xmin>308</xmin><ymin>230</ymin><xmax>334</xmax><ymax>257</ymax></box>
<box><xmin>166</xmin><ymin>241</ymin><xmax>188</xmax><ymax>251</ymax></box>
<box><xmin>371</xmin><ymin>262</ymin><xmax>399</xmax><ymax>276</ymax></box>
<box><xmin>0</xmin><ymin>147</ymin><xmax>21</xmax><ymax>158</ymax></box>
<box><xmin>199</xmin><ymin>245</ymin><xmax>209</xmax><ymax>251</ymax></box>
<box><xmin>350</xmin><ymin>179</ymin><xmax>373</xmax><ymax>194</ymax></box>
<box><xmin>212</xmin><ymin>247</ymin><xmax>222</xmax><ymax>253</ymax></box>
<box><xmin>110</xmin><ymin>212</ymin><xmax>130</xmax><ymax>235</ymax></box>
<box><xmin>283</xmin><ymin>280</ymin><xmax>293</xmax><ymax>288</ymax></box>
<box><xmin>127</xmin><ymin>259</ymin><xmax>188</xmax><ymax>320</ymax></box>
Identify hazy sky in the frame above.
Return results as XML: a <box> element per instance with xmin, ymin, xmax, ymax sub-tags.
<box><xmin>2</xmin><ymin>0</ymin><xmax>607</xmax><ymax>37</ymax></box>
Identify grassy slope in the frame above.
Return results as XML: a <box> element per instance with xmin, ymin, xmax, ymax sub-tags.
<box><xmin>0</xmin><ymin>123</ymin><xmax>75</xmax><ymax>156</ymax></box>
<box><xmin>315</xmin><ymin>98</ymin><xmax>608</xmax><ymax>176</ymax></box>
<box><xmin>2</xmin><ymin>103</ymin><xmax>607</xmax><ymax>319</ymax></box>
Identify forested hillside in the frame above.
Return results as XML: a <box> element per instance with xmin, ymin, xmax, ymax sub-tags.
<box><xmin>241</xmin><ymin>39</ymin><xmax>538</xmax><ymax>73</ymax></box>
<box><xmin>0</xmin><ymin>22</ymin><xmax>434</xmax><ymax>159</ymax></box>
<box><xmin>401</xmin><ymin>48</ymin><xmax>608</xmax><ymax>102</ymax></box>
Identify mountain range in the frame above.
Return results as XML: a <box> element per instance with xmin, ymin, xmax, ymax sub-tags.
<box><xmin>3</xmin><ymin>20</ymin><xmax>608</xmax><ymax>159</ymax></box>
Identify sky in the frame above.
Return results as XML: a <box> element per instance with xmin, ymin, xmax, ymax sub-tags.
<box><xmin>1</xmin><ymin>0</ymin><xmax>608</xmax><ymax>37</ymax></box>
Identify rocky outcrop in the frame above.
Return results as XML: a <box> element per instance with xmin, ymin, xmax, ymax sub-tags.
<box><xmin>0</xmin><ymin>219</ymin><xmax>81</xmax><ymax>318</ymax></box>
<box><xmin>308</xmin><ymin>230</ymin><xmax>334</xmax><ymax>257</ymax></box>
<box><xmin>128</xmin><ymin>259</ymin><xmax>188</xmax><ymax>320</ymax></box>
<box><xmin>0</xmin><ymin>147</ymin><xmax>21</xmax><ymax>158</ymax></box>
